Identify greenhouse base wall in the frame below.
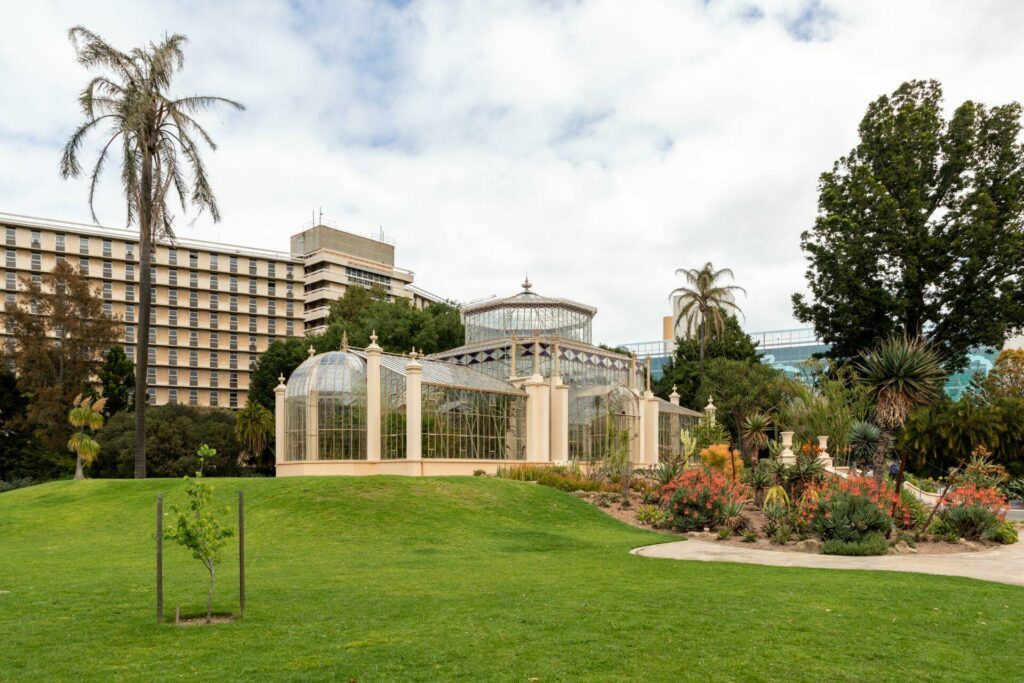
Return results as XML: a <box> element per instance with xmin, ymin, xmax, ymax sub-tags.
<box><xmin>276</xmin><ymin>459</ymin><xmax>537</xmax><ymax>477</ymax></box>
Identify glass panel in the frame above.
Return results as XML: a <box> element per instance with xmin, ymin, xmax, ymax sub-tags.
<box><xmin>421</xmin><ymin>385</ymin><xmax>525</xmax><ymax>460</ymax></box>
<box><xmin>381</xmin><ymin>364</ymin><xmax>406</xmax><ymax>460</ymax></box>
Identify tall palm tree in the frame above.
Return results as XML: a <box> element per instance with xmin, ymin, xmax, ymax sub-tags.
<box><xmin>60</xmin><ymin>27</ymin><xmax>243</xmax><ymax>479</ymax></box>
<box><xmin>858</xmin><ymin>335</ymin><xmax>945</xmax><ymax>485</ymax></box>
<box><xmin>235</xmin><ymin>400</ymin><xmax>275</xmax><ymax>468</ymax></box>
<box><xmin>670</xmin><ymin>262</ymin><xmax>745</xmax><ymax>381</ymax></box>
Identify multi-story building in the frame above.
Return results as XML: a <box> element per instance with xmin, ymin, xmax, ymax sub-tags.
<box><xmin>292</xmin><ymin>223</ymin><xmax>444</xmax><ymax>333</ymax></box>
<box><xmin>0</xmin><ymin>212</ymin><xmax>432</xmax><ymax>407</ymax></box>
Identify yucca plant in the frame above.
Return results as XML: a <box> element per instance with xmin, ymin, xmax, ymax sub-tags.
<box><xmin>741</xmin><ymin>411</ymin><xmax>772</xmax><ymax>464</ymax></box>
<box><xmin>68</xmin><ymin>394</ymin><xmax>107</xmax><ymax>480</ymax></box>
<box><xmin>858</xmin><ymin>335</ymin><xmax>945</xmax><ymax>485</ymax></box>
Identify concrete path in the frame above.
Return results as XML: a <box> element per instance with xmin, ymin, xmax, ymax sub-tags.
<box><xmin>632</xmin><ymin>538</ymin><xmax>1024</xmax><ymax>588</ymax></box>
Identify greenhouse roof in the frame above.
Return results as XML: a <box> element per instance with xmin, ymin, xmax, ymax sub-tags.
<box><xmin>656</xmin><ymin>397</ymin><xmax>703</xmax><ymax>417</ymax></box>
<box><xmin>370</xmin><ymin>352</ymin><xmax>526</xmax><ymax>395</ymax></box>
<box><xmin>461</xmin><ymin>278</ymin><xmax>597</xmax><ymax>317</ymax></box>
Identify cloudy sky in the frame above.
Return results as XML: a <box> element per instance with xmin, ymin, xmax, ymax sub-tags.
<box><xmin>1</xmin><ymin>0</ymin><xmax>1021</xmax><ymax>344</ymax></box>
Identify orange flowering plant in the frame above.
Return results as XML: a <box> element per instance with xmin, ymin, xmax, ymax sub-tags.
<box><xmin>945</xmin><ymin>483</ymin><xmax>1009</xmax><ymax>521</ymax></box>
<box><xmin>661</xmin><ymin>466</ymin><xmax>748</xmax><ymax>532</ymax></box>
<box><xmin>795</xmin><ymin>476</ymin><xmax>914</xmax><ymax>540</ymax></box>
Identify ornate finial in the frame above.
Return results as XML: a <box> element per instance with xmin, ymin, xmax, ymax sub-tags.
<box><xmin>341</xmin><ymin>330</ymin><xmax>349</xmax><ymax>352</ymax></box>
<box><xmin>370</xmin><ymin>330</ymin><xmax>378</xmax><ymax>344</ymax></box>
<box><xmin>307</xmin><ymin>345</ymin><xmax>315</xmax><ymax>358</ymax></box>
<box><xmin>409</xmin><ymin>347</ymin><xmax>418</xmax><ymax>360</ymax></box>
<box><xmin>672</xmin><ymin>384</ymin><xmax>678</xmax><ymax>393</ymax></box>
<box><xmin>522</xmin><ymin>275</ymin><xmax>532</xmax><ymax>292</ymax></box>
<box><xmin>278</xmin><ymin>373</ymin><xmax>286</xmax><ymax>385</ymax></box>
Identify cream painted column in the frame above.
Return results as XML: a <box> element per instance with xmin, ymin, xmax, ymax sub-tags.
<box><xmin>643</xmin><ymin>391</ymin><xmax>659</xmax><ymax>464</ymax></box>
<box><xmin>274</xmin><ymin>374</ymin><xmax>287</xmax><ymax>466</ymax></box>
<box><xmin>304</xmin><ymin>345</ymin><xmax>318</xmax><ymax>460</ymax></box>
<box><xmin>366</xmin><ymin>332</ymin><xmax>382</xmax><ymax>462</ymax></box>
<box><xmin>524</xmin><ymin>342</ymin><xmax>550</xmax><ymax>462</ymax></box>
<box><xmin>405</xmin><ymin>349</ymin><xmax>423</xmax><ymax>462</ymax></box>
<box><xmin>549</xmin><ymin>342</ymin><xmax>568</xmax><ymax>462</ymax></box>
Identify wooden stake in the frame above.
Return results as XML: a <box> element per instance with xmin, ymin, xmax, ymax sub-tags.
<box><xmin>156</xmin><ymin>493</ymin><xmax>163</xmax><ymax>624</ymax></box>
<box><xmin>239</xmin><ymin>490</ymin><xmax>245</xmax><ymax>617</ymax></box>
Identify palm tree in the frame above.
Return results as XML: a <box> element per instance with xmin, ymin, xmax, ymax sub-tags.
<box><xmin>235</xmin><ymin>400</ymin><xmax>275</xmax><ymax>468</ymax></box>
<box><xmin>858</xmin><ymin>336</ymin><xmax>945</xmax><ymax>485</ymax></box>
<box><xmin>60</xmin><ymin>27</ymin><xmax>243</xmax><ymax>479</ymax></box>
<box><xmin>741</xmin><ymin>410</ymin><xmax>772</xmax><ymax>464</ymax></box>
<box><xmin>68</xmin><ymin>394</ymin><xmax>106</xmax><ymax>480</ymax></box>
<box><xmin>670</xmin><ymin>262</ymin><xmax>745</xmax><ymax>381</ymax></box>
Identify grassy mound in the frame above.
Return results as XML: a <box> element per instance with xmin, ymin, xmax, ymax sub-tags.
<box><xmin>1</xmin><ymin>476</ymin><xmax>1023</xmax><ymax>681</ymax></box>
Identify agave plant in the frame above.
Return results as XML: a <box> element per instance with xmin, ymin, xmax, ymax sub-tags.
<box><xmin>858</xmin><ymin>335</ymin><xmax>944</xmax><ymax>483</ymax></box>
<box><xmin>742</xmin><ymin>462</ymin><xmax>773</xmax><ymax>506</ymax></box>
<box><xmin>68</xmin><ymin>394</ymin><xmax>107</xmax><ymax>480</ymax></box>
<box><xmin>763</xmin><ymin>485</ymin><xmax>790</xmax><ymax>509</ymax></box>
<box><xmin>721</xmin><ymin>501</ymin><xmax>747</xmax><ymax>532</ymax></box>
<box><xmin>846</xmin><ymin>420</ymin><xmax>882</xmax><ymax>474</ymax></box>
<box><xmin>741</xmin><ymin>411</ymin><xmax>772</xmax><ymax>464</ymax></box>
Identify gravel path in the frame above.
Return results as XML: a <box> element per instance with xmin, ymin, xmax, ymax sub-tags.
<box><xmin>632</xmin><ymin>538</ymin><xmax>1024</xmax><ymax>587</ymax></box>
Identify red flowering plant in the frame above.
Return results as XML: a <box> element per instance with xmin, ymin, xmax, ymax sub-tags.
<box><xmin>795</xmin><ymin>476</ymin><xmax>913</xmax><ymax>540</ymax></box>
<box><xmin>944</xmin><ymin>483</ymin><xmax>1009</xmax><ymax>521</ymax></box>
<box><xmin>660</xmin><ymin>466</ymin><xmax>749</xmax><ymax>532</ymax></box>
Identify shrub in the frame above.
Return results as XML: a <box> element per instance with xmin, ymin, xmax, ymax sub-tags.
<box><xmin>812</xmin><ymin>490</ymin><xmax>893</xmax><ymax>542</ymax></box>
<box><xmin>822</xmin><ymin>532</ymin><xmax>889</xmax><ymax>556</ymax></box>
<box><xmin>650</xmin><ymin>460</ymin><xmax>683</xmax><ymax>488</ymax></box>
<box><xmin>771</xmin><ymin>527</ymin><xmax>793</xmax><ymax>545</ymax></box>
<box><xmin>495</xmin><ymin>464</ymin><xmax>613</xmax><ymax>493</ymax></box>
<box><xmin>936</xmin><ymin>505</ymin><xmax>1000</xmax><ymax>540</ymax></box>
<box><xmin>762</xmin><ymin>502</ymin><xmax>788</xmax><ymax>538</ymax></box>
<box><xmin>661</xmin><ymin>467</ymin><xmax>748</xmax><ymax>532</ymax></box>
<box><xmin>945</xmin><ymin>483</ymin><xmax>1009</xmax><ymax>519</ymax></box>
<box><xmin>741</xmin><ymin>529</ymin><xmax>759</xmax><ymax>543</ymax></box>
<box><xmin>717</xmin><ymin>527</ymin><xmax>733</xmax><ymax>540</ymax></box>
<box><xmin>473</xmin><ymin>469</ymin><xmax>486</xmax><ymax>476</ymax></box>
<box><xmin>1002</xmin><ymin>477</ymin><xmax>1024</xmax><ymax>502</ymax></box>
<box><xmin>0</xmin><ymin>477</ymin><xmax>36</xmax><ymax>493</ymax></box>
<box><xmin>984</xmin><ymin>522</ymin><xmax>1019</xmax><ymax>545</ymax></box>
<box><xmin>636</xmin><ymin>504</ymin><xmax>670</xmax><ymax>528</ymax></box>
<box><xmin>742</xmin><ymin>463</ymin><xmax>773</xmax><ymax>505</ymax></box>
<box><xmin>699</xmin><ymin>444</ymin><xmax>744</xmax><ymax>478</ymax></box>
<box><xmin>721</xmin><ymin>501</ymin><xmax>747</xmax><ymax>532</ymax></box>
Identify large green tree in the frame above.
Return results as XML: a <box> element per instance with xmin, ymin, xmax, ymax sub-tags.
<box><xmin>0</xmin><ymin>370</ymin><xmax>37</xmax><ymax>482</ymax></box>
<box><xmin>1</xmin><ymin>261</ymin><xmax>121</xmax><ymax>469</ymax></box>
<box><xmin>248</xmin><ymin>338</ymin><xmax>310</xmax><ymax>411</ymax></box>
<box><xmin>696</xmin><ymin>357</ymin><xmax>791</xmax><ymax>457</ymax></box>
<box><xmin>60</xmin><ymin>27</ymin><xmax>243</xmax><ymax>479</ymax></box>
<box><xmin>94</xmin><ymin>345</ymin><xmax>135</xmax><ymax>417</ymax></box>
<box><xmin>793</xmin><ymin>80</ymin><xmax>1024</xmax><ymax>370</ymax></box>
<box><xmin>653</xmin><ymin>315</ymin><xmax>760</xmax><ymax>409</ymax></box>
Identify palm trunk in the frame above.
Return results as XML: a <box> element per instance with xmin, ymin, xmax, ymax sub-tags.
<box><xmin>74</xmin><ymin>454</ymin><xmax>84</xmax><ymax>480</ymax></box>
<box><xmin>133</xmin><ymin>143</ymin><xmax>154</xmax><ymax>480</ymax></box>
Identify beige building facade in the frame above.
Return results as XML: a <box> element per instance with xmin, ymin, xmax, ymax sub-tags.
<box><xmin>0</xmin><ymin>212</ymin><xmax>431</xmax><ymax>407</ymax></box>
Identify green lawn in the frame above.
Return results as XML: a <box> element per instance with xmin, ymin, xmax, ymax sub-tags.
<box><xmin>1</xmin><ymin>477</ymin><xmax>1022</xmax><ymax>681</ymax></box>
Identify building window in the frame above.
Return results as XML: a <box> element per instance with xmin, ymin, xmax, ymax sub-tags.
<box><xmin>210</xmin><ymin>274</ymin><xmax>219</xmax><ymax>291</ymax></box>
<box><xmin>79</xmin><ymin>236</ymin><xmax>89</xmax><ymax>254</ymax></box>
<box><xmin>168</xmin><ymin>349</ymin><xmax>177</xmax><ymax>366</ymax></box>
<box><xmin>148</xmin><ymin>346</ymin><xmax>157</xmax><ymax>364</ymax></box>
<box><xmin>168</xmin><ymin>289</ymin><xmax>178</xmax><ymax>306</ymax></box>
<box><xmin>147</xmin><ymin>388</ymin><xmax>156</xmax><ymax>404</ymax></box>
<box><xmin>268</xmin><ymin>282</ymin><xmax>276</xmax><ymax>297</ymax></box>
<box><xmin>147</xmin><ymin>367</ymin><xmax>156</xmax><ymax>385</ymax></box>
<box><xmin>189</xmin><ymin>310</ymin><xmax>198</xmax><ymax>328</ymax></box>
<box><xmin>125</xmin><ymin>242</ymin><xmax>134</xmax><ymax>259</ymax></box>
<box><xmin>286</xmin><ymin>263</ymin><xmax>293</xmax><ymax>280</ymax></box>
<box><xmin>268</xmin><ymin>300</ymin><xmax>276</xmax><ymax>315</ymax></box>
<box><xmin>209</xmin><ymin>253</ymin><xmax>218</xmax><ymax>270</ymax></box>
<box><xmin>55</xmin><ymin>254</ymin><xmax>65</xmax><ymax>264</ymax></box>
<box><xmin>189</xmin><ymin>251</ymin><xmax>198</xmax><ymax>268</ymax></box>
<box><xmin>190</xmin><ymin>350</ymin><xmax>198</xmax><ymax>367</ymax></box>
<box><xmin>190</xmin><ymin>370</ymin><xmax>198</xmax><ymax>387</ymax></box>
<box><xmin>286</xmin><ymin>320</ymin><xmax>294</xmax><ymax>336</ymax></box>
<box><xmin>230</xmin><ymin>314</ymin><xmax>238</xmax><ymax>331</ymax></box>
<box><xmin>229</xmin><ymin>352</ymin><xmax>238</xmax><ymax>370</ymax></box>
<box><xmin>168</xmin><ymin>388</ymin><xmax>178</xmax><ymax>404</ymax></box>
<box><xmin>7</xmin><ymin>249</ymin><xmax>20</xmax><ymax>268</ymax></box>
<box><xmin>230</xmin><ymin>256</ymin><xmax>238</xmax><ymax>273</ymax></box>
<box><xmin>209</xmin><ymin>390</ymin><xmax>219</xmax><ymax>406</ymax></box>
<box><xmin>168</xmin><ymin>249</ymin><xmax>178</xmax><ymax>266</ymax></box>
<box><xmin>286</xmin><ymin>301</ymin><xmax>293</xmax><ymax>317</ymax></box>
<box><xmin>229</xmin><ymin>391</ymin><xmax>238</xmax><ymax>409</ymax></box>
<box><xmin>125</xmin><ymin>325</ymin><xmax>135</xmax><ymax>343</ymax></box>
<box><xmin>169</xmin><ymin>329</ymin><xmax>178</xmax><ymax>346</ymax></box>
<box><xmin>126</xmin><ymin>263</ymin><xmax>135</xmax><ymax>281</ymax></box>
<box><xmin>346</xmin><ymin>266</ymin><xmax>392</xmax><ymax>289</ymax></box>
<box><xmin>230</xmin><ymin>295</ymin><xmax>238</xmax><ymax>312</ymax></box>
<box><xmin>210</xmin><ymin>371</ymin><xmax>219</xmax><ymax>387</ymax></box>
<box><xmin>210</xmin><ymin>332</ymin><xmax>219</xmax><ymax>348</ymax></box>
<box><xmin>78</xmin><ymin>257</ymin><xmax>89</xmax><ymax>275</ymax></box>
<box><xmin>56</xmin><ymin>233</ymin><xmax>65</xmax><ymax>252</ymax></box>
<box><xmin>126</xmin><ymin>284</ymin><xmax>135</xmax><ymax>302</ymax></box>
<box><xmin>30</xmin><ymin>230</ymin><xmax>41</xmax><ymax>248</ymax></box>
<box><xmin>229</xmin><ymin>372</ymin><xmax>238</xmax><ymax>389</ymax></box>
<box><xmin>190</xmin><ymin>271</ymin><xmax>198</xmax><ymax>289</ymax></box>
<box><xmin>103</xmin><ymin>261</ymin><xmax>112</xmax><ymax>278</ymax></box>
<box><xmin>189</xmin><ymin>389</ymin><xmax>198</xmax><ymax>406</ymax></box>
<box><xmin>210</xmin><ymin>292</ymin><xmax>219</xmax><ymax>310</ymax></box>
<box><xmin>249</xmin><ymin>338</ymin><xmax>257</xmax><ymax>352</ymax></box>
<box><xmin>229</xmin><ymin>334</ymin><xmax>237</xmax><ymax>350</ymax></box>
<box><xmin>189</xmin><ymin>290</ymin><xmax>198</xmax><ymax>308</ymax></box>
<box><xmin>268</xmin><ymin>262</ymin><xmax>276</xmax><ymax>278</ymax></box>
<box><xmin>102</xmin><ymin>282</ymin><xmax>111</xmax><ymax>299</ymax></box>
<box><xmin>286</xmin><ymin>282</ymin><xmax>293</xmax><ymax>298</ymax></box>
<box><xmin>190</xmin><ymin>330</ymin><xmax>198</xmax><ymax>348</ymax></box>
<box><xmin>168</xmin><ymin>368</ymin><xmax>178</xmax><ymax>386</ymax></box>
<box><xmin>102</xmin><ymin>302</ymin><xmax>112</xmax><ymax>317</ymax></box>
<box><xmin>248</xmin><ymin>298</ymin><xmax>256</xmax><ymax>314</ymax></box>
<box><xmin>248</xmin><ymin>279</ymin><xmax>256</xmax><ymax>295</ymax></box>
<box><xmin>5</xmin><ymin>272</ymin><xmax>16</xmax><ymax>290</ymax></box>
<box><xmin>209</xmin><ymin>351</ymin><xmax>219</xmax><ymax>369</ymax></box>
<box><xmin>149</xmin><ymin>307</ymin><xmax>156</xmax><ymax>324</ymax></box>
<box><xmin>169</xmin><ymin>269</ymin><xmax>178</xmax><ymax>286</ymax></box>
<box><xmin>5</xmin><ymin>227</ymin><xmax>15</xmax><ymax>246</ymax></box>
<box><xmin>31</xmin><ymin>253</ymin><xmax>41</xmax><ymax>271</ymax></box>
<box><xmin>248</xmin><ymin>317</ymin><xmax>257</xmax><ymax>333</ymax></box>
<box><xmin>210</xmin><ymin>312</ymin><xmax>219</xmax><ymax>329</ymax></box>
<box><xmin>148</xmin><ymin>328</ymin><xmax>157</xmax><ymax>344</ymax></box>
<box><xmin>230</xmin><ymin>276</ymin><xmax>238</xmax><ymax>293</ymax></box>
<box><xmin>102</xmin><ymin>239</ymin><xmax>112</xmax><ymax>257</ymax></box>
<box><xmin>268</xmin><ymin>318</ymin><xmax>276</xmax><ymax>335</ymax></box>
<box><xmin>248</xmin><ymin>259</ymin><xmax>256</xmax><ymax>276</ymax></box>
<box><xmin>126</xmin><ymin>344</ymin><xmax>135</xmax><ymax>359</ymax></box>
<box><xmin>168</xmin><ymin>309</ymin><xmax>178</xmax><ymax>326</ymax></box>
<box><xmin>125</xmin><ymin>304</ymin><xmax>135</xmax><ymax>322</ymax></box>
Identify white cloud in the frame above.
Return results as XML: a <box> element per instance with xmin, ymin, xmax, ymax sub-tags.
<box><xmin>1</xmin><ymin>0</ymin><xmax>1022</xmax><ymax>344</ymax></box>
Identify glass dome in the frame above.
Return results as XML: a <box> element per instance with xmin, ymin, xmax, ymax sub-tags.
<box><xmin>462</xmin><ymin>279</ymin><xmax>596</xmax><ymax>344</ymax></box>
<box><xmin>284</xmin><ymin>351</ymin><xmax>368</xmax><ymax>461</ymax></box>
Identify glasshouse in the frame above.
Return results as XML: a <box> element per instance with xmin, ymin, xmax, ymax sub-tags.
<box><xmin>274</xmin><ymin>281</ymin><xmax>704</xmax><ymax>476</ymax></box>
